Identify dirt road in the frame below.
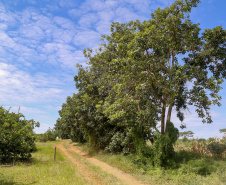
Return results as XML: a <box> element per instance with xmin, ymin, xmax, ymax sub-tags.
<box><xmin>56</xmin><ymin>142</ymin><xmax>147</xmax><ymax>185</ymax></box>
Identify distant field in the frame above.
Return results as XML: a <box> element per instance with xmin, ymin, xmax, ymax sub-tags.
<box><xmin>0</xmin><ymin>141</ymin><xmax>88</xmax><ymax>185</ymax></box>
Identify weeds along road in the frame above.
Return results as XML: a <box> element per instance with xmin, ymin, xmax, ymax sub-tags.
<box><xmin>56</xmin><ymin>141</ymin><xmax>147</xmax><ymax>185</ymax></box>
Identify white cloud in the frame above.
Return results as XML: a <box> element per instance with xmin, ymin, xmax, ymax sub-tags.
<box><xmin>53</xmin><ymin>16</ymin><xmax>76</xmax><ymax>30</ymax></box>
<box><xmin>0</xmin><ymin>23</ymin><xmax>8</xmax><ymax>30</ymax></box>
<box><xmin>98</xmin><ymin>10</ymin><xmax>115</xmax><ymax>21</ymax></box>
<box><xmin>73</xmin><ymin>30</ymin><xmax>101</xmax><ymax>48</ymax></box>
<box><xmin>0</xmin><ymin>62</ymin><xmax>67</xmax><ymax>105</ymax></box>
<box><xmin>0</xmin><ymin>31</ymin><xmax>17</xmax><ymax>48</ymax></box>
<box><xmin>115</xmin><ymin>7</ymin><xmax>147</xmax><ymax>23</ymax></box>
<box><xmin>96</xmin><ymin>20</ymin><xmax>112</xmax><ymax>35</ymax></box>
<box><xmin>78</xmin><ymin>13</ymin><xmax>99</xmax><ymax>28</ymax></box>
<box><xmin>59</xmin><ymin>0</ymin><xmax>78</xmax><ymax>8</ymax></box>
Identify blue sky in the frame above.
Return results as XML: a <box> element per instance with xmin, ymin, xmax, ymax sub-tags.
<box><xmin>0</xmin><ymin>0</ymin><xmax>225</xmax><ymax>138</ymax></box>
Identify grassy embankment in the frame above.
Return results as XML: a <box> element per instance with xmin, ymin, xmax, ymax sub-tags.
<box><xmin>76</xmin><ymin>138</ymin><xmax>226</xmax><ymax>185</ymax></box>
<box><xmin>0</xmin><ymin>141</ymin><xmax>87</xmax><ymax>185</ymax></box>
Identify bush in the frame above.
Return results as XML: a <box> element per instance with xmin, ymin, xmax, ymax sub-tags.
<box><xmin>105</xmin><ymin>129</ymin><xmax>134</xmax><ymax>155</ymax></box>
<box><xmin>36</xmin><ymin>128</ymin><xmax>56</xmax><ymax>142</ymax></box>
<box><xmin>151</xmin><ymin>122</ymin><xmax>179</xmax><ymax>167</ymax></box>
<box><xmin>179</xmin><ymin>158</ymin><xmax>215</xmax><ymax>176</ymax></box>
<box><xmin>182</xmin><ymin>137</ymin><xmax>189</xmax><ymax>143</ymax></box>
<box><xmin>0</xmin><ymin>106</ymin><xmax>39</xmax><ymax>163</ymax></box>
<box><xmin>36</xmin><ymin>134</ymin><xmax>48</xmax><ymax>142</ymax></box>
<box><xmin>207</xmin><ymin>141</ymin><xmax>226</xmax><ymax>157</ymax></box>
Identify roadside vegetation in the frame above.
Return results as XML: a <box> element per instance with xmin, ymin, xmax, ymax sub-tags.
<box><xmin>76</xmin><ymin>137</ymin><xmax>226</xmax><ymax>185</ymax></box>
<box><xmin>35</xmin><ymin>128</ymin><xmax>57</xmax><ymax>142</ymax></box>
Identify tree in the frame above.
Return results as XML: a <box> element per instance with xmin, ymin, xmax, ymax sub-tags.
<box><xmin>179</xmin><ymin>131</ymin><xmax>194</xmax><ymax>138</ymax></box>
<box><xmin>0</xmin><ymin>106</ymin><xmax>40</xmax><ymax>163</ymax></box>
<box><xmin>36</xmin><ymin>128</ymin><xmax>56</xmax><ymax>142</ymax></box>
<box><xmin>219</xmin><ymin>128</ymin><xmax>226</xmax><ymax>138</ymax></box>
<box><xmin>85</xmin><ymin>0</ymin><xmax>226</xmax><ymax>136</ymax></box>
<box><xmin>56</xmin><ymin>0</ymin><xmax>226</xmax><ymax>166</ymax></box>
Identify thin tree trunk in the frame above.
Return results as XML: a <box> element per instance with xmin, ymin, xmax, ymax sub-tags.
<box><xmin>161</xmin><ymin>103</ymin><xmax>166</xmax><ymax>134</ymax></box>
<box><xmin>165</xmin><ymin>103</ymin><xmax>174</xmax><ymax>132</ymax></box>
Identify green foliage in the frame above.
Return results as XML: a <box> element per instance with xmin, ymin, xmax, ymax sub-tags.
<box><xmin>55</xmin><ymin>0</ymin><xmax>225</xmax><ymax>168</ymax></box>
<box><xmin>105</xmin><ymin>129</ymin><xmax>133</xmax><ymax>154</ymax></box>
<box><xmin>36</xmin><ymin>133</ymin><xmax>48</xmax><ymax>142</ymax></box>
<box><xmin>182</xmin><ymin>137</ymin><xmax>189</xmax><ymax>142</ymax></box>
<box><xmin>179</xmin><ymin>131</ymin><xmax>194</xmax><ymax>138</ymax></box>
<box><xmin>36</xmin><ymin>128</ymin><xmax>56</xmax><ymax>142</ymax></box>
<box><xmin>151</xmin><ymin>122</ymin><xmax>179</xmax><ymax>167</ymax></box>
<box><xmin>78</xmin><ymin>142</ymin><xmax>226</xmax><ymax>184</ymax></box>
<box><xmin>179</xmin><ymin>158</ymin><xmax>215</xmax><ymax>176</ymax></box>
<box><xmin>219</xmin><ymin>128</ymin><xmax>226</xmax><ymax>133</ymax></box>
<box><xmin>0</xmin><ymin>106</ymin><xmax>39</xmax><ymax>163</ymax></box>
<box><xmin>207</xmin><ymin>142</ymin><xmax>226</xmax><ymax>157</ymax></box>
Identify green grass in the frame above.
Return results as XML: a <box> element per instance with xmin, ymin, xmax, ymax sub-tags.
<box><xmin>0</xmin><ymin>141</ymin><xmax>88</xmax><ymax>185</ymax></box>
<box><xmin>77</xmin><ymin>143</ymin><xmax>226</xmax><ymax>185</ymax></box>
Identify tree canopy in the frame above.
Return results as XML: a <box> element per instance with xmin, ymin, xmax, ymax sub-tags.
<box><xmin>55</xmin><ymin>0</ymin><xmax>226</xmax><ymax>166</ymax></box>
<box><xmin>179</xmin><ymin>131</ymin><xmax>194</xmax><ymax>138</ymax></box>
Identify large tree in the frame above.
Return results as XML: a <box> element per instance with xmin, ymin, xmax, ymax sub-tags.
<box><xmin>56</xmin><ymin>0</ymin><xmax>225</xmax><ymax>166</ymax></box>
<box><xmin>84</xmin><ymin>0</ymin><xmax>226</xmax><ymax>136</ymax></box>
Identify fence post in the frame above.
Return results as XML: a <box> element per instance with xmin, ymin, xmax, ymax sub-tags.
<box><xmin>54</xmin><ymin>147</ymin><xmax>56</xmax><ymax>161</ymax></box>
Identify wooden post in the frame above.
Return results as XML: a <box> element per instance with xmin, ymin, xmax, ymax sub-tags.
<box><xmin>54</xmin><ymin>147</ymin><xmax>56</xmax><ymax>161</ymax></box>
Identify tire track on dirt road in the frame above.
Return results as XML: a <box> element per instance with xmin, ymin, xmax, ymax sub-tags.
<box><xmin>56</xmin><ymin>145</ymin><xmax>104</xmax><ymax>185</ymax></box>
<box><xmin>67</xmin><ymin>144</ymin><xmax>147</xmax><ymax>185</ymax></box>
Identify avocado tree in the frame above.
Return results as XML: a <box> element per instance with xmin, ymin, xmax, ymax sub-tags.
<box><xmin>0</xmin><ymin>106</ymin><xmax>40</xmax><ymax>163</ymax></box>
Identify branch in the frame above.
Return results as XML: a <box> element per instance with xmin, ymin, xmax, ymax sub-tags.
<box><xmin>151</xmin><ymin>82</ymin><xmax>164</xmax><ymax>103</ymax></box>
<box><xmin>154</xmin><ymin>125</ymin><xmax>160</xmax><ymax>133</ymax></box>
<box><xmin>167</xmin><ymin>52</ymin><xmax>170</xmax><ymax>70</ymax></box>
<box><xmin>158</xmin><ymin>57</ymin><xmax>169</xmax><ymax>73</ymax></box>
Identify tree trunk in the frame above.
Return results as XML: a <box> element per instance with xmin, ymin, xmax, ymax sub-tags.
<box><xmin>165</xmin><ymin>103</ymin><xmax>174</xmax><ymax>132</ymax></box>
<box><xmin>161</xmin><ymin>103</ymin><xmax>166</xmax><ymax>134</ymax></box>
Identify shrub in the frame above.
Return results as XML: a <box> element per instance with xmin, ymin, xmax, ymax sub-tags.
<box><xmin>105</xmin><ymin>129</ymin><xmax>134</xmax><ymax>155</ymax></box>
<box><xmin>36</xmin><ymin>128</ymin><xmax>56</xmax><ymax>142</ymax></box>
<box><xmin>182</xmin><ymin>137</ymin><xmax>189</xmax><ymax>143</ymax></box>
<box><xmin>36</xmin><ymin>134</ymin><xmax>48</xmax><ymax>142</ymax></box>
<box><xmin>0</xmin><ymin>106</ymin><xmax>39</xmax><ymax>163</ymax></box>
<box><xmin>179</xmin><ymin>158</ymin><xmax>215</xmax><ymax>176</ymax></box>
<box><xmin>151</xmin><ymin>122</ymin><xmax>179</xmax><ymax>167</ymax></box>
<box><xmin>207</xmin><ymin>141</ymin><xmax>226</xmax><ymax>157</ymax></box>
